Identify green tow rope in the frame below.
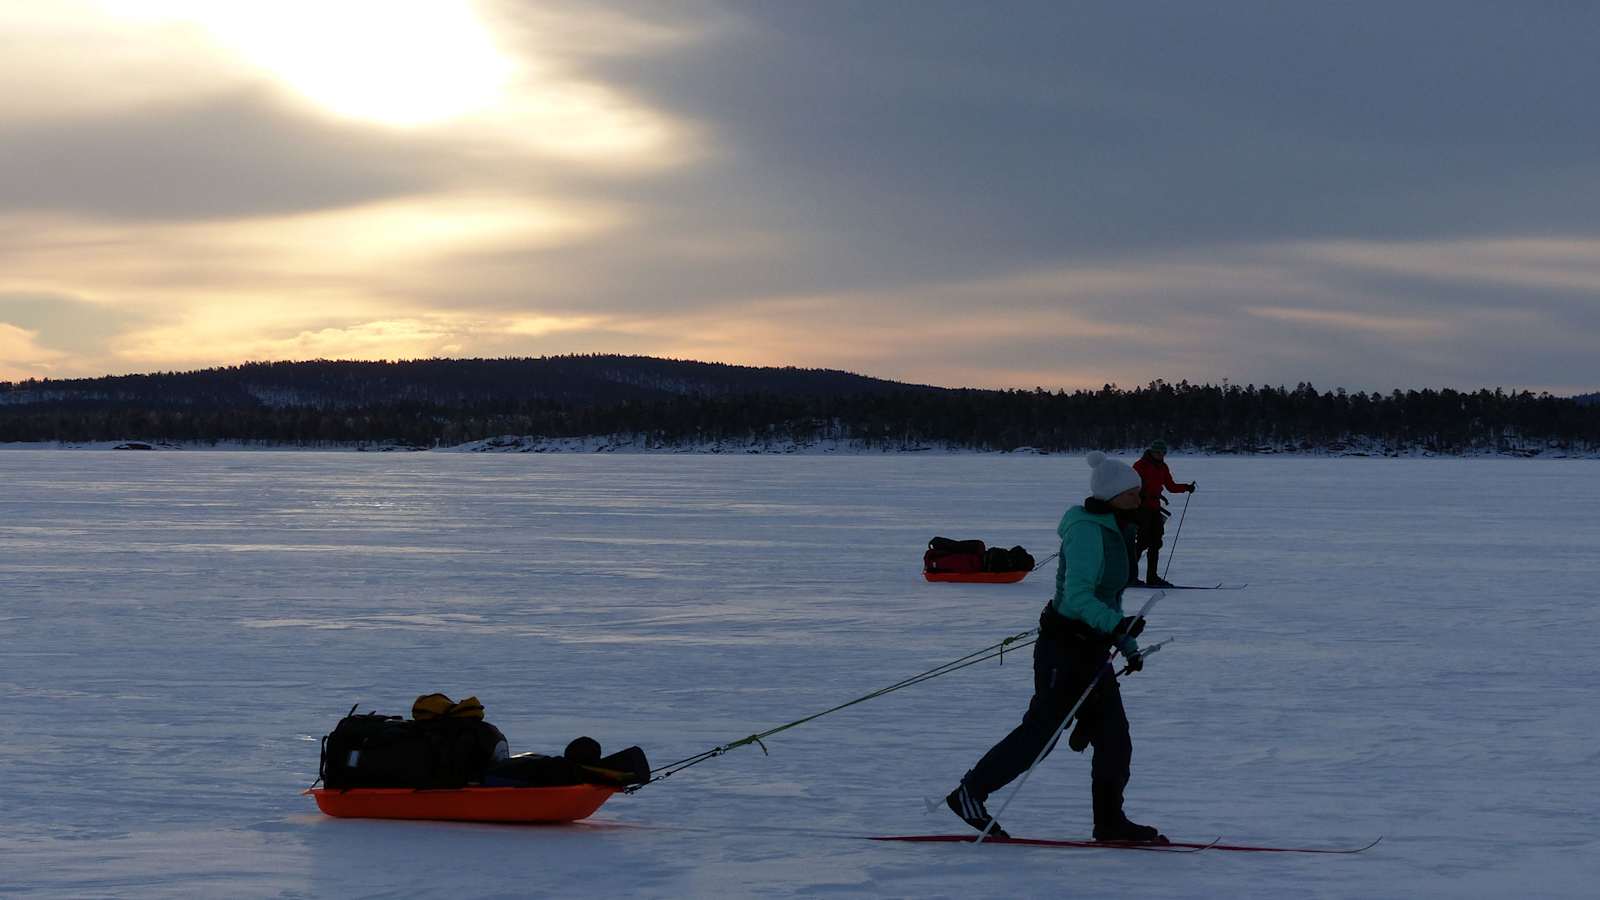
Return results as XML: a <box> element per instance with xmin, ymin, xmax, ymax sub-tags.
<box><xmin>628</xmin><ymin>627</ymin><xmax>1039</xmax><ymax>792</ymax></box>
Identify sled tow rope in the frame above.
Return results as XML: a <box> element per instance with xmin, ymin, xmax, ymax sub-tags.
<box><xmin>628</xmin><ymin>628</ymin><xmax>1039</xmax><ymax>792</ymax></box>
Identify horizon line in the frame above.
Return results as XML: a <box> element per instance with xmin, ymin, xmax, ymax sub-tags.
<box><xmin>1</xmin><ymin>354</ymin><xmax>1594</xmax><ymax>399</ymax></box>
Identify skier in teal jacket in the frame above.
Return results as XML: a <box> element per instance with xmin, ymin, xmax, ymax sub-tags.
<box><xmin>946</xmin><ymin>451</ymin><xmax>1165</xmax><ymax>843</ymax></box>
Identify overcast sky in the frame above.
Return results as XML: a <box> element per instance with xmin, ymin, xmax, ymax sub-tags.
<box><xmin>2</xmin><ymin>1</ymin><xmax>1596</xmax><ymax>393</ymax></box>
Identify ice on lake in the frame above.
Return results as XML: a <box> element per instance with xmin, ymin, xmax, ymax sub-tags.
<box><xmin>2</xmin><ymin>451</ymin><xmax>1598</xmax><ymax>897</ymax></box>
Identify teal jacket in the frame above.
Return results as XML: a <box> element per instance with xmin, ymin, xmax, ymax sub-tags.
<box><xmin>1050</xmin><ymin>505</ymin><xmax>1132</xmax><ymax>636</ymax></box>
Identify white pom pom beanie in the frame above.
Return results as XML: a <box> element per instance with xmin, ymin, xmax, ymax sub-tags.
<box><xmin>1086</xmin><ymin>450</ymin><xmax>1142</xmax><ymax>500</ymax></box>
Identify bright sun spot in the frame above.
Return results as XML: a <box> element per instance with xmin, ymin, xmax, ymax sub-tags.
<box><xmin>98</xmin><ymin>0</ymin><xmax>515</xmax><ymax>126</ymax></box>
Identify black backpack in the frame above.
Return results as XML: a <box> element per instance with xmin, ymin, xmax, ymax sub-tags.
<box><xmin>319</xmin><ymin>706</ymin><xmax>508</xmax><ymax>789</ymax></box>
<box><xmin>320</xmin><ymin>711</ymin><xmax>433</xmax><ymax>789</ymax></box>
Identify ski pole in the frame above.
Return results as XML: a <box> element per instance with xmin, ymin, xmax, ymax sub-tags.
<box><xmin>1117</xmin><ymin>638</ymin><xmax>1171</xmax><ymax>675</ymax></box>
<box><xmin>975</xmin><ymin>591</ymin><xmax>1166</xmax><ymax>845</ymax></box>
<box><xmin>1161</xmin><ymin>492</ymin><xmax>1192</xmax><ymax>581</ymax></box>
<box><xmin>1033</xmin><ymin>639</ymin><xmax>1170</xmax><ymax>759</ymax></box>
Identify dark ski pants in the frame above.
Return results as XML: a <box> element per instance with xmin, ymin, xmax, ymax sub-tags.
<box><xmin>1134</xmin><ymin>507</ymin><xmax>1165</xmax><ymax>558</ymax></box>
<box><xmin>962</xmin><ymin>632</ymin><xmax>1132</xmax><ymax>821</ymax></box>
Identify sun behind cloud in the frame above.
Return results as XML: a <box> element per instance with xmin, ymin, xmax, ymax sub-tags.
<box><xmin>84</xmin><ymin>0</ymin><xmax>696</xmax><ymax>168</ymax></box>
<box><xmin>98</xmin><ymin>0</ymin><xmax>513</xmax><ymax>127</ymax></box>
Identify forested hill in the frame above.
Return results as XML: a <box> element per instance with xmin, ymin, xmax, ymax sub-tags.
<box><xmin>0</xmin><ymin>356</ymin><xmax>924</xmax><ymax>408</ymax></box>
<box><xmin>2</xmin><ymin>356</ymin><xmax>1597</xmax><ymax>454</ymax></box>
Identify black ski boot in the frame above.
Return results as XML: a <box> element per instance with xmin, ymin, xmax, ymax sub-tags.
<box><xmin>1092</xmin><ymin>781</ymin><xmax>1168</xmax><ymax>844</ymax></box>
<box><xmin>946</xmin><ymin>782</ymin><xmax>1009</xmax><ymax>839</ymax></box>
<box><xmin>1093</xmin><ymin>818</ymin><xmax>1168</xmax><ymax>844</ymax></box>
<box><xmin>1145</xmin><ymin>552</ymin><xmax>1174</xmax><ymax>588</ymax></box>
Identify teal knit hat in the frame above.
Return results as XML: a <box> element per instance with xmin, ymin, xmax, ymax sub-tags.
<box><xmin>1148</xmin><ymin>439</ymin><xmax>1169</xmax><ymax>453</ymax></box>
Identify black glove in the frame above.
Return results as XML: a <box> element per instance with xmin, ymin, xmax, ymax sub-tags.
<box><xmin>1112</xmin><ymin>615</ymin><xmax>1145</xmax><ymax>639</ymax></box>
<box><xmin>1121</xmin><ymin>648</ymin><xmax>1144</xmax><ymax>673</ymax></box>
<box><xmin>1187</xmin><ymin>482</ymin><xmax>1197</xmax><ymax>492</ymax></box>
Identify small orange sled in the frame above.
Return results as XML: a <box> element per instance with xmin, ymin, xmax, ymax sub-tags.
<box><xmin>923</xmin><ymin>570</ymin><xmax>1030</xmax><ymax>584</ymax></box>
<box><xmin>309</xmin><ymin>784</ymin><xmax>618</xmax><ymax>823</ymax></box>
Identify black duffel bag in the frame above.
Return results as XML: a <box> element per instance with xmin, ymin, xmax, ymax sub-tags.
<box><xmin>319</xmin><ymin>707</ymin><xmax>508</xmax><ymax>789</ymax></box>
<box><xmin>320</xmin><ymin>711</ymin><xmax>433</xmax><ymax>789</ymax></box>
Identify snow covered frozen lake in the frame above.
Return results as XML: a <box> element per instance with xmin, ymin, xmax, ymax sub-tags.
<box><xmin>2</xmin><ymin>450</ymin><xmax>1597</xmax><ymax>898</ymax></box>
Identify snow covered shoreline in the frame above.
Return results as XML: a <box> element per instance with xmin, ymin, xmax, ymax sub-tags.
<box><xmin>4</xmin><ymin>434</ymin><xmax>1597</xmax><ymax>459</ymax></box>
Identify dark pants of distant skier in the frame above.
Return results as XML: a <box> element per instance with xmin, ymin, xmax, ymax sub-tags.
<box><xmin>961</xmin><ymin>628</ymin><xmax>1132</xmax><ymax>825</ymax></box>
<box><xmin>1133</xmin><ymin>507</ymin><xmax>1165</xmax><ymax>577</ymax></box>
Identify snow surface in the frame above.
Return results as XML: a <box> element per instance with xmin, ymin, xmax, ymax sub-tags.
<box><xmin>2</xmin><ymin>451</ymin><xmax>1597</xmax><ymax>898</ymax></box>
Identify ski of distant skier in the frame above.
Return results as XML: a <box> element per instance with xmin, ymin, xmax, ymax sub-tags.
<box><xmin>869</xmin><ymin>834</ymin><xmax>1381</xmax><ymax>854</ymax></box>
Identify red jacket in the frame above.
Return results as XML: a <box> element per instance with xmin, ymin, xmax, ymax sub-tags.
<box><xmin>1133</xmin><ymin>455</ymin><xmax>1192</xmax><ymax>509</ymax></box>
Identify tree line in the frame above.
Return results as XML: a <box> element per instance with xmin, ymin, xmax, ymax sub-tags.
<box><xmin>2</xmin><ymin>357</ymin><xmax>1597</xmax><ymax>453</ymax></box>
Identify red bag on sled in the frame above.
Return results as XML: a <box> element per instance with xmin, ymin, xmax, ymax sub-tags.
<box><xmin>923</xmin><ymin>536</ymin><xmax>986</xmax><ymax>574</ymax></box>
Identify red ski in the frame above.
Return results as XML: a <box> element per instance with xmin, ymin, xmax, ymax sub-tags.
<box><xmin>869</xmin><ymin>834</ymin><xmax>1215</xmax><ymax>852</ymax></box>
<box><xmin>1171</xmin><ymin>837</ymin><xmax>1381</xmax><ymax>854</ymax></box>
<box><xmin>871</xmin><ymin>834</ymin><xmax>1381</xmax><ymax>854</ymax></box>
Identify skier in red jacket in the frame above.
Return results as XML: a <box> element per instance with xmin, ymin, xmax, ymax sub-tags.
<box><xmin>1130</xmin><ymin>440</ymin><xmax>1195</xmax><ymax>587</ymax></box>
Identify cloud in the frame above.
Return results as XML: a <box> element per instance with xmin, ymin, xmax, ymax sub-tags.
<box><xmin>0</xmin><ymin>1</ymin><xmax>707</xmax><ymax>224</ymax></box>
<box><xmin>575</xmin><ymin>2</ymin><xmax>1600</xmax><ymax>280</ymax></box>
<box><xmin>0</xmin><ymin>90</ymin><xmax>451</xmax><ymax>221</ymax></box>
<box><xmin>0</xmin><ymin>292</ymin><xmax>147</xmax><ymax>380</ymax></box>
<box><xmin>113</xmin><ymin>316</ymin><xmax>476</xmax><ymax>366</ymax></box>
<box><xmin>108</xmin><ymin>311</ymin><xmax>624</xmax><ymax>370</ymax></box>
<box><xmin>0</xmin><ymin>322</ymin><xmax>68</xmax><ymax>381</ymax></box>
<box><xmin>599</xmin><ymin>239</ymin><xmax>1600</xmax><ymax>394</ymax></box>
<box><xmin>1291</xmin><ymin>238</ymin><xmax>1600</xmax><ymax>295</ymax></box>
<box><xmin>1242</xmin><ymin>306</ymin><xmax>1445</xmax><ymax>339</ymax></box>
<box><xmin>0</xmin><ymin>191</ymin><xmax>620</xmax><ymax>308</ymax></box>
<box><xmin>0</xmin><ymin>292</ymin><xmax>143</xmax><ymax>351</ymax></box>
<box><xmin>8</xmin><ymin>231</ymin><xmax>1599</xmax><ymax>394</ymax></box>
<box><xmin>0</xmin><ymin>2</ymin><xmax>246</xmax><ymax>121</ymax></box>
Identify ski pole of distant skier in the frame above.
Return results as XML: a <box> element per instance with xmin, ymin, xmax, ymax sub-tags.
<box><xmin>1161</xmin><ymin>492</ymin><xmax>1192</xmax><ymax>581</ymax></box>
